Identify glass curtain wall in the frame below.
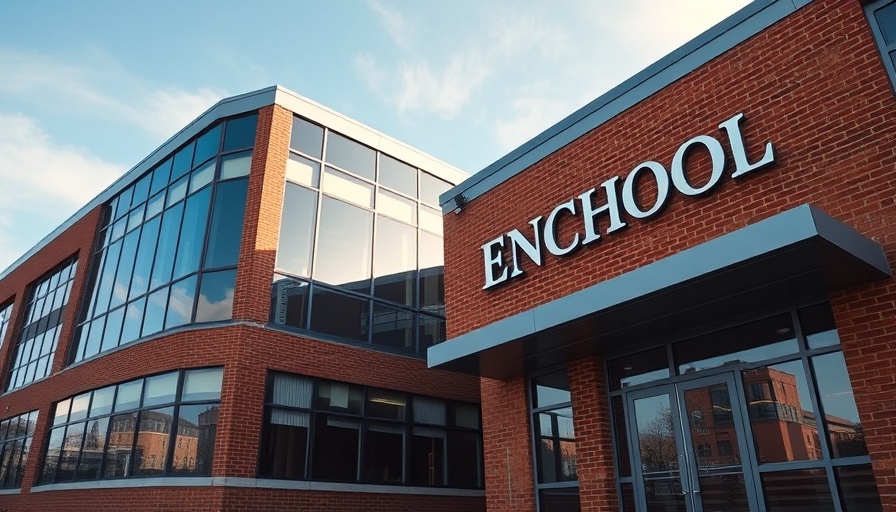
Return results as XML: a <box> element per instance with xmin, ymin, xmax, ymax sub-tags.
<box><xmin>0</xmin><ymin>410</ymin><xmax>39</xmax><ymax>488</ymax></box>
<box><xmin>271</xmin><ymin>115</ymin><xmax>452</xmax><ymax>356</ymax></box>
<box><xmin>71</xmin><ymin>114</ymin><xmax>257</xmax><ymax>363</ymax></box>
<box><xmin>39</xmin><ymin>367</ymin><xmax>222</xmax><ymax>484</ymax></box>
<box><xmin>6</xmin><ymin>259</ymin><xmax>78</xmax><ymax>390</ymax></box>
<box><xmin>258</xmin><ymin>371</ymin><xmax>483</xmax><ymax>488</ymax></box>
<box><xmin>0</xmin><ymin>302</ymin><xmax>14</xmax><ymax>348</ymax></box>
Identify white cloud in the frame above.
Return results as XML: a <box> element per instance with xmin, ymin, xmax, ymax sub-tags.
<box><xmin>367</xmin><ymin>0</ymin><xmax>415</xmax><ymax>52</ymax></box>
<box><xmin>0</xmin><ymin>113</ymin><xmax>124</xmax><ymax>270</ymax></box>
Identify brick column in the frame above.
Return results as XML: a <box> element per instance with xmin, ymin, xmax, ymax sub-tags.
<box><xmin>481</xmin><ymin>375</ymin><xmax>536</xmax><ymax>512</ymax></box>
<box><xmin>568</xmin><ymin>356</ymin><xmax>618</xmax><ymax>512</ymax></box>
<box><xmin>232</xmin><ymin>104</ymin><xmax>292</xmax><ymax>323</ymax></box>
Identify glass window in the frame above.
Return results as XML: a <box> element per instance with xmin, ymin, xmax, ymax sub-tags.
<box><xmin>314</xmin><ymin>198</ymin><xmax>373</xmax><ymax>293</ymax></box>
<box><xmin>219</xmin><ymin>151</ymin><xmax>252</xmax><ymax>180</ymax></box>
<box><xmin>325</xmin><ymin>132</ymin><xmax>375</xmax><ymax>180</ymax></box>
<box><xmin>171</xmin><ymin>142</ymin><xmax>195</xmax><ymax>181</ymax></box>
<box><xmin>379</xmin><ymin>155</ymin><xmax>417</xmax><ymax>197</ymax></box>
<box><xmin>675</xmin><ymin>314</ymin><xmax>798</xmax><ymax>374</ymax></box>
<box><xmin>800</xmin><ymin>303</ymin><xmax>840</xmax><ymax>349</ymax></box>
<box><xmin>141</xmin><ymin>287</ymin><xmax>168</xmax><ymax>337</ymax></box>
<box><xmin>149</xmin><ymin>158</ymin><xmax>172</xmax><ymax>196</ymax></box>
<box><xmin>761</xmin><ymin>468</ymin><xmax>834</xmax><ymax>511</ymax></box>
<box><xmin>374</xmin><ymin>216</ymin><xmax>416</xmax><ymax>306</ymax></box>
<box><xmin>533</xmin><ymin>370</ymin><xmax>571</xmax><ymax>408</ymax></box>
<box><xmin>310</xmin><ymin>287</ymin><xmax>369</xmax><ymax>342</ymax></box>
<box><xmin>172</xmin><ymin>187</ymin><xmax>212</xmax><ymax>280</ymax></box>
<box><xmin>43</xmin><ymin>369</ymin><xmax>222</xmax><ymax>484</ymax></box>
<box><xmin>419</xmin><ymin>206</ymin><xmax>443</xmax><ymax>236</ymax></box>
<box><xmin>0</xmin><ymin>410</ymin><xmax>38</xmax><ymax>488</ymax></box>
<box><xmin>608</xmin><ymin>347</ymin><xmax>670</xmax><ymax>390</ymax></box>
<box><xmin>291</xmin><ymin>117</ymin><xmax>324</xmax><ymax>159</ymax></box>
<box><xmin>223</xmin><ymin>114</ymin><xmax>258</xmax><ymax>152</ymax></box>
<box><xmin>7</xmin><ymin>259</ymin><xmax>77</xmax><ymax>390</ymax></box>
<box><xmin>260</xmin><ymin>372</ymin><xmax>482</xmax><ymax>488</ymax></box>
<box><xmin>812</xmin><ymin>352</ymin><xmax>867</xmax><ymax>457</ymax></box>
<box><xmin>204</xmin><ymin>179</ymin><xmax>248</xmax><ymax>268</ymax></box>
<box><xmin>109</xmin><ymin>229</ymin><xmax>139</xmax><ymax>310</ymax></box>
<box><xmin>420</xmin><ymin>172</ymin><xmax>452</xmax><ymax>207</ymax></box>
<box><xmin>0</xmin><ymin>303</ymin><xmax>14</xmax><ymax>349</ymax></box>
<box><xmin>418</xmin><ymin>314</ymin><xmax>445</xmax><ymax>348</ymax></box>
<box><xmin>195</xmin><ymin>270</ymin><xmax>236</xmax><ymax>323</ymax></box>
<box><xmin>270</xmin><ymin>275</ymin><xmax>309</xmax><ymax>330</ymax></box>
<box><xmin>276</xmin><ymin>184</ymin><xmax>317</xmax><ymax>278</ymax></box>
<box><xmin>419</xmin><ymin>231</ymin><xmax>445</xmax><ymax>311</ymax></box>
<box><xmin>189</xmin><ymin>161</ymin><xmax>215</xmax><ymax>193</ymax></box>
<box><xmin>193</xmin><ymin>124</ymin><xmax>222</xmax><ymax>167</ymax></box>
<box><xmin>129</xmin><ymin>215</ymin><xmax>161</xmax><ymax>299</ymax></box>
<box><xmin>836</xmin><ymin>465</ymin><xmax>883</xmax><ymax>512</ymax></box>
<box><xmin>165</xmin><ymin>275</ymin><xmax>197</xmax><ymax>329</ymax></box>
<box><xmin>371</xmin><ymin>303</ymin><xmax>414</xmax><ymax>351</ymax></box>
<box><xmin>150</xmin><ymin>202</ymin><xmax>185</xmax><ymax>290</ymax></box>
<box><xmin>286</xmin><ymin>153</ymin><xmax>320</xmax><ymax>188</ymax></box>
<box><xmin>865</xmin><ymin>0</ymin><xmax>896</xmax><ymax>93</ymax></box>
<box><xmin>377</xmin><ymin>189</ymin><xmax>416</xmax><ymax>225</ymax></box>
<box><xmin>322</xmin><ymin>167</ymin><xmax>374</xmax><ymax>208</ymax></box>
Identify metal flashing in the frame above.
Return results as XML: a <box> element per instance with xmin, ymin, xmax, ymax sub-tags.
<box><xmin>440</xmin><ymin>0</ymin><xmax>812</xmax><ymax>213</ymax></box>
<box><xmin>428</xmin><ymin>205</ymin><xmax>891</xmax><ymax>378</ymax></box>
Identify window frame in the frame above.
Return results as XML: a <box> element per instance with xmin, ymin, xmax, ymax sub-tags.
<box><xmin>865</xmin><ymin>0</ymin><xmax>896</xmax><ymax>93</ymax></box>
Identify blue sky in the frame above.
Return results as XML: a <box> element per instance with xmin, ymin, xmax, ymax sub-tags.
<box><xmin>0</xmin><ymin>0</ymin><xmax>751</xmax><ymax>272</ymax></box>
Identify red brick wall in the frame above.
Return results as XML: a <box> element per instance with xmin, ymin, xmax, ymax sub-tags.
<box><xmin>444</xmin><ymin>0</ymin><xmax>896</xmax><ymax>510</ymax></box>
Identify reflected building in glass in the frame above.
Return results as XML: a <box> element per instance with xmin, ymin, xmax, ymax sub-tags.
<box><xmin>0</xmin><ymin>86</ymin><xmax>484</xmax><ymax>512</ymax></box>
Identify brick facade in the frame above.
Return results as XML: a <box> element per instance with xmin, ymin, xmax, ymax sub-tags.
<box><xmin>442</xmin><ymin>0</ymin><xmax>896</xmax><ymax>510</ymax></box>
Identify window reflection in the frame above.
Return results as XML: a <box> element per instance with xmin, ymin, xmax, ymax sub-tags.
<box><xmin>676</xmin><ymin>314</ymin><xmax>798</xmax><ymax>374</ymax></box>
<box><xmin>314</xmin><ymin>197</ymin><xmax>372</xmax><ymax>293</ymax></box>
<box><xmin>195</xmin><ymin>270</ymin><xmax>236</xmax><ymax>323</ymax></box>
<box><xmin>325</xmin><ymin>132</ymin><xmax>375</xmax><ymax>180</ymax></box>
<box><xmin>812</xmin><ymin>352</ymin><xmax>867</xmax><ymax>457</ymax></box>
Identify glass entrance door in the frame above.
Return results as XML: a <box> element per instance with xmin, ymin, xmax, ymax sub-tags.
<box><xmin>627</xmin><ymin>373</ymin><xmax>759</xmax><ymax>512</ymax></box>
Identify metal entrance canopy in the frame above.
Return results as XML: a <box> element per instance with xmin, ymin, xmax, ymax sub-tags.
<box><xmin>428</xmin><ymin>204</ymin><xmax>892</xmax><ymax>379</ymax></box>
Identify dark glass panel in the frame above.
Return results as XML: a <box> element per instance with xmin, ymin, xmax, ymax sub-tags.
<box><xmin>419</xmin><ymin>231</ymin><xmax>444</xmax><ymax>309</ymax></box>
<box><xmin>165</xmin><ymin>275</ymin><xmax>197</xmax><ymax>329</ymax></box>
<box><xmin>367</xmin><ymin>390</ymin><xmax>407</xmax><ymax>420</ymax></box>
<box><xmin>99</xmin><ymin>307</ymin><xmax>124</xmax><ymax>353</ymax></box>
<box><xmin>800</xmin><ymin>303</ymin><xmax>840</xmax><ymax>349</ymax></box>
<box><xmin>419</xmin><ymin>172</ymin><xmax>452</xmax><ymax>207</ymax></box>
<box><xmin>93</xmin><ymin>240</ymin><xmax>122</xmax><ymax>316</ymax></box>
<box><xmin>150</xmin><ymin>202</ymin><xmax>185</xmax><ymax>289</ymax></box>
<box><xmin>74</xmin><ymin>417</ymin><xmax>108</xmax><ymax>481</ymax></box>
<box><xmin>120</xmin><ymin>298</ymin><xmax>145</xmax><ymax>345</ymax></box>
<box><xmin>325</xmin><ymin>132</ymin><xmax>375</xmax><ymax>180</ymax></box>
<box><xmin>374</xmin><ymin>216</ymin><xmax>416</xmax><ymax>306</ymax></box>
<box><xmin>172</xmin><ymin>404</ymin><xmax>218</xmax><ymax>476</ymax></box>
<box><xmin>171</xmin><ymin>141</ymin><xmax>195</xmax><ymax>181</ymax></box>
<box><xmin>172</xmin><ymin>186</ymin><xmax>212</xmax><ymax>280</ymax></box>
<box><xmin>270</xmin><ymin>275</ymin><xmax>309</xmax><ymax>330</ymax></box>
<box><xmin>762</xmin><ymin>469</ymin><xmax>835</xmax><ymax>512</ymax></box>
<box><xmin>311</xmin><ymin>414</ymin><xmax>360</xmax><ymax>481</ymax></box>
<box><xmin>114</xmin><ymin>380</ymin><xmax>143</xmax><ymax>412</ymax></box>
<box><xmin>612</xmin><ymin>395</ymin><xmax>631</xmax><ymax>476</ymax></box>
<box><xmin>812</xmin><ymin>352</ymin><xmax>867</xmax><ymax>457</ymax></box>
<box><xmin>56</xmin><ymin>422</ymin><xmax>86</xmax><ymax>481</ymax></box>
<box><xmin>219</xmin><ymin>151</ymin><xmax>252</xmax><ymax>180</ymax></box>
<box><xmin>419</xmin><ymin>314</ymin><xmax>445</xmax><ymax>348</ymax></box>
<box><xmin>133</xmin><ymin>407</ymin><xmax>174</xmax><ymax>476</ymax></box>
<box><xmin>40</xmin><ymin>427</ymin><xmax>65</xmax><ymax>483</ymax></box>
<box><xmin>410</xmin><ymin>427</ymin><xmax>445</xmax><ymax>486</ymax></box>
<box><xmin>676</xmin><ymin>314</ymin><xmax>798</xmax><ymax>374</ymax></box>
<box><xmin>447</xmin><ymin>430</ymin><xmax>481</xmax><ymax>488</ymax></box>
<box><xmin>149</xmin><ymin>158</ymin><xmax>172</xmax><ymax>196</ymax></box>
<box><xmin>195</xmin><ymin>270</ymin><xmax>236</xmax><ymax>323</ymax></box>
<box><xmin>223</xmin><ymin>114</ymin><xmax>257</xmax><ymax>152</ymax></box>
<box><xmin>290</xmin><ymin>116</ymin><xmax>324</xmax><ymax>159</ymax></box>
<box><xmin>276</xmin><ymin>183</ymin><xmax>318</xmax><ymax>278</ymax></box>
<box><xmin>450</xmin><ymin>403</ymin><xmax>480</xmax><ymax>429</ymax></box>
<box><xmin>876</xmin><ymin>2</ymin><xmax>896</xmax><ymax>44</ymax></box>
<box><xmin>379</xmin><ymin>154</ymin><xmax>417</xmax><ymax>197</ymax></box>
<box><xmin>131</xmin><ymin>174</ymin><xmax>151</xmax><ymax>208</ymax></box>
<box><xmin>102</xmin><ymin>412</ymin><xmax>137</xmax><ymax>478</ymax></box>
<box><xmin>316</xmin><ymin>381</ymin><xmax>363</xmax><ymax>414</ymax></box>
<box><xmin>143</xmin><ymin>372</ymin><xmax>179</xmax><ymax>407</ymax></box>
<box><xmin>363</xmin><ymin>422</ymin><xmax>404</xmax><ymax>484</ymax></box>
<box><xmin>540</xmin><ymin>487</ymin><xmax>581</xmax><ymax>512</ymax></box>
<box><xmin>371</xmin><ymin>303</ymin><xmax>414</xmax><ymax>351</ymax></box>
<box><xmin>533</xmin><ymin>370</ymin><xmax>571</xmax><ymax>408</ymax></box>
<box><xmin>310</xmin><ymin>287</ymin><xmax>369</xmax><ymax>342</ymax></box>
<box><xmin>608</xmin><ymin>347</ymin><xmax>670</xmax><ymax>390</ymax></box>
<box><xmin>620</xmin><ymin>483</ymin><xmax>636</xmax><ymax>512</ymax></box>
<box><xmin>261</xmin><ymin>409</ymin><xmax>309</xmax><ymax>479</ymax></box>
<box><xmin>286</xmin><ymin>153</ymin><xmax>320</xmax><ymax>187</ymax></box>
<box><xmin>743</xmin><ymin>360</ymin><xmax>819</xmax><ymax>463</ymax></box>
<box><xmin>193</xmin><ymin>124</ymin><xmax>222</xmax><ymax>167</ymax></box>
<box><xmin>204</xmin><ymin>178</ymin><xmax>247</xmax><ymax>268</ymax></box>
<box><xmin>129</xmin><ymin>215</ymin><xmax>161</xmax><ymax>299</ymax></box>
<box><xmin>182</xmin><ymin>368</ymin><xmax>223</xmax><ymax>402</ymax></box>
<box><xmin>142</xmin><ymin>286</ymin><xmax>168</xmax><ymax>337</ymax></box>
<box><xmin>835</xmin><ymin>464</ymin><xmax>883</xmax><ymax>512</ymax></box>
<box><xmin>633</xmin><ymin>393</ymin><xmax>685</xmax><ymax>511</ymax></box>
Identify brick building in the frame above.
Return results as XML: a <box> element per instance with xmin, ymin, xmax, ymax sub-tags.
<box><xmin>0</xmin><ymin>87</ymin><xmax>486</xmax><ymax>511</ymax></box>
<box><xmin>430</xmin><ymin>1</ymin><xmax>896</xmax><ymax>511</ymax></box>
